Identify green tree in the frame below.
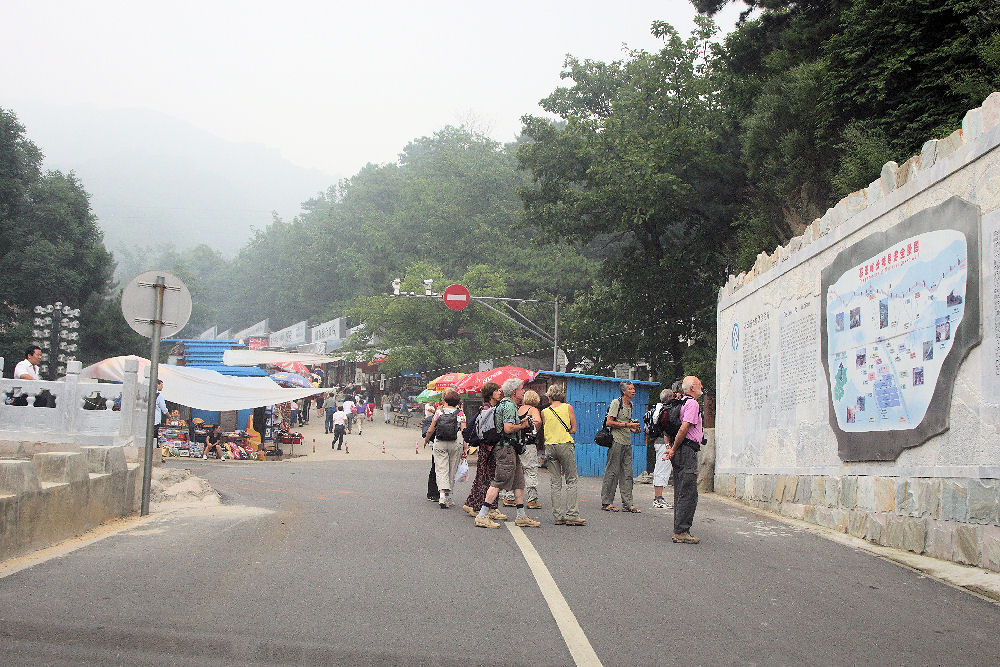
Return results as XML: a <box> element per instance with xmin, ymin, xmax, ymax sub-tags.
<box><xmin>0</xmin><ymin>108</ymin><xmax>144</xmax><ymax>373</ymax></box>
<box><xmin>517</xmin><ymin>18</ymin><xmax>736</xmax><ymax>382</ymax></box>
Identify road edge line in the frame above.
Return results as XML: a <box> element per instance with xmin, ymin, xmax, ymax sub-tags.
<box><xmin>506</xmin><ymin>523</ymin><xmax>602</xmax><ymax>666</ymax></box>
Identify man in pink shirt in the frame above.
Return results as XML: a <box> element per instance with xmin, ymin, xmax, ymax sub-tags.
<box><xmin>665</xmin><ymin>376</ymin><xmax>704</xmax><ymax>544</ymax></box>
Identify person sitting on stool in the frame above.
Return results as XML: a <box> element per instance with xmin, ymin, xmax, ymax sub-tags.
<box><xmin>202</xmin><ymin>424</ymin><xmax>226</xmax><ymax>460</ymax></box>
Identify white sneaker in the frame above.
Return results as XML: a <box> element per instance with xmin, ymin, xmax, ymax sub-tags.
<box><xmin>202</xmin><ymin>455</ymin><xmax>207</xmax><ymax>460</ymax></box>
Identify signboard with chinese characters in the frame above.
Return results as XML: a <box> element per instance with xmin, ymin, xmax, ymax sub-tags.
<box><xmin>820</xmin><ymin>197</ymin><xmax>982</xmax><ymax>461</ymax></box>
<box><xmin>268</xmin><ymin>321</ymin><xmax>308</xmax><ymax>348</ymax></box>
<box><xmin>310</xmin><ymin>317</ymin><xmax>346</xmax><ymax>344</ymax></box>
<box><xmin>234</xmin><ymin>319</ymin><xmax>269</xmax><ymax>340</ymax></box>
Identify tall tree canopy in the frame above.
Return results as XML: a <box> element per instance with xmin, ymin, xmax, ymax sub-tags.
<box><xmin>517</xmin><ymin>18</ymin><xmax>738</xmax><ymax>383</ymax></box>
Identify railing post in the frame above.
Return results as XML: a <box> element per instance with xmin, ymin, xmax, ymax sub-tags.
<box><xmin>63</xmin><ymin>360</ymin><xmax>83</xmax><ymax>435</ymax></box>
<box><xmin>120</xmin><ymin>357</ymin><xmax>139</xmax><ymax>441</ymax></box>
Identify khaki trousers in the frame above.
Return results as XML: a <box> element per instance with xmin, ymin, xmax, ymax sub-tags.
<box><xmin>433</xmin><ymin>439</ymin><xmax>463</xmax><ymax>492</ymax></box>
<box><xmin>546</xmin><ymin>442</ymin><xmax>580</xmax><ymax>520</ymax></box>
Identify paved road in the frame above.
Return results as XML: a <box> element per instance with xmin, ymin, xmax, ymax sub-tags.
<box><xmin>1</xmin><ymin>456</ymin><xmax>998</xmax><ymax>665</ymax></box>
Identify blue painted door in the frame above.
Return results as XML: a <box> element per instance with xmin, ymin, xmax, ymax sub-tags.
<box><xmin>566</xmin><ymin>378</ymin><xmax>651</xmax><ymax>477</ymax></box>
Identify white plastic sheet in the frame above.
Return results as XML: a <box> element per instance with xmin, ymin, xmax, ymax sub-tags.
<box><xmin>80</xmin><ymin>356</ymin><xmax>327</xmax><ymax>411</ymax></box>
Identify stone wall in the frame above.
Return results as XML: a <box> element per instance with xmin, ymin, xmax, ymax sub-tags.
<box><xmin>715</xmin><ymin>93</ymin><xmax>1000</xmax><ymax>571</ymax></box>
<box><xmin>0</xmin><ymin>446</ymin><xmax>141</xmax><ymax>561</ymax></box>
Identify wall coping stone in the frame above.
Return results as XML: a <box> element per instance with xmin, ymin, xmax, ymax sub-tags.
<box><xmin>719</xmin><ymin>98</ymin><xmax>1000</xmax><ymax>308</ymax></box>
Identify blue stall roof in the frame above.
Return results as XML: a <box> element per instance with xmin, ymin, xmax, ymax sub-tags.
<box><xmin>162</xmin><ymin>339</ymin><xmax>269</xmax><ymax>377</ymax></box>
<box><xmin>536</xmin><ymin>370</ymin><xmax>659</xmax><ymax>386</ymax></box>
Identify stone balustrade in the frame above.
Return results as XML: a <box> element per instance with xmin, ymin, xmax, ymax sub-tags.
<box><xmin>0</xmin><ymin>357</ymin><xmax>148</xmax><ymax>451</ymax></box>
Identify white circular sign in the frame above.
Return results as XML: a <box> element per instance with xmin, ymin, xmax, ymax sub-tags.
<box><xmin>121</xmin><ymin>270</ymin><xmax>192</xmax><ymax>338</ymax></box>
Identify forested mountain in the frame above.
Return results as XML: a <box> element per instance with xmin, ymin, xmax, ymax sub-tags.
<box><xmin>9</xmin><ymin>102</ymin><xmax>333</xmax><ymax>259</ymax></box>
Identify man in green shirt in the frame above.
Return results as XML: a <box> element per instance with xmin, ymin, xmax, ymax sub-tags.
<box><xmin>475</xmin><ymin>378</ymin><xmax>540</xmax><ymax>528</ymax></box>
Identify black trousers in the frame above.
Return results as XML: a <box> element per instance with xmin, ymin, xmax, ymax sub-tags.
<box><xmin>673</xmin><ymin>441</ymin><xmax>700</xmax><ymax>534</ymax></box>
<box><xmin>427</xmin><ymin>456</ymin><xmax>438</xmax><ymax>499</ymax></box>
<box><xmin>332</xmin><ymin>424</ymin><xmax>345</xmax><ymax>449</ymax></box>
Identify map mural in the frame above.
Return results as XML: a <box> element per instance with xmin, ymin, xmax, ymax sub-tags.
<box><xmin>820</xmin><ymin>197</ymin><xmax>982</xmax><ymax>461</ymax></box>
<box><xmin>826</xmin><ymin>230</ymin><xmax>967</xmax><ymax>432</ymax></box>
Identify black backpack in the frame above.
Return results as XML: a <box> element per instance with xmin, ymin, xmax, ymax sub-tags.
<box><xmin>664</xmin><ymin>396</ymin><xmax>695</xmax><ymax>440</ymax></box>
<box><xmin>435</xmin><ymin>410</ymin><xmax>460</xmax><ymax>441</ymax></box>
<box><xmin>643</xmin><ymin>403</ymin><xmax>666</xmax><ymax>438</ymax></box>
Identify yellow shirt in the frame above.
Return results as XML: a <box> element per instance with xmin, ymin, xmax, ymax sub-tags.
<box><xmin>543</xmin><ymin>403</ymin><xmax>574</xmax><ymax>445</ymax></box>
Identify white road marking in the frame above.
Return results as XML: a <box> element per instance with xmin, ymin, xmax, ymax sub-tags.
<box><xmin>507</xmin><ymin>524</ymin><xmax>602</xmax><ymax>666</ymax></box>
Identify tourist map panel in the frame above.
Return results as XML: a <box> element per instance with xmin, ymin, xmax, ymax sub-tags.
<box><xmin>825</xmin><ymin>229</ymin><xmax>968</xmax><ymax>432</ymax></box>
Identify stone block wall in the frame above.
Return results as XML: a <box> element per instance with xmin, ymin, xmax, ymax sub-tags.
<box><xmin>0</xmin><ymin>446</ymin><xmax>140</xmax><ymax>561</ymax></box>
<box><xmin>714</xmin><ymin>93</ymin><xmax>1000</xmax><ymax>572</ymax></box>
<box><xmin>715</xmin><ymin>472</ymin><xmax>1000</xmax><ymax>570</ymax></box>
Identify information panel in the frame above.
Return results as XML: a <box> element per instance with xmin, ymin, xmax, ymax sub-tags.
<box><xmin>820</xmin><ymin>197</ymin><xmax>981</xmax><ymax>461</ymax></box>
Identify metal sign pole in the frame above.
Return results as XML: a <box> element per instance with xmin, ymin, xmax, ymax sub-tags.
<box><xmin>553</xmin><ymin>297</ymin><xmax>559</xmax><ymax>371</ymax></box>
<box><xmin>140</xmin><ymin>276</ymin><xmax>165</xmax><ymax>516</ymax></box>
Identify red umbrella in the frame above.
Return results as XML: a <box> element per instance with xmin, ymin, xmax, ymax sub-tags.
<box><xmin>274</xmin><ymin>361</ymin><xmax>310</xmax><ymax>375</ymax></box>
<box><xmin>454</xmin><ymin>366</ymin><xmax>538</xmax><ymax>395</ymax></box>
<box><xmin>427</xmin><ymin>372</ymin><xmax>467</xmax><ymax>390</ymax></box>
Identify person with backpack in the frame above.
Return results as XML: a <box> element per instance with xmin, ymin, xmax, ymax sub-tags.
<box><xmin>541</xmin><ymin>384</ymin><xmax>586</xmax><ymax>526</ymax></box>
<box><xmin>423</xmin><ymin>389</ymin><xmax>467</xmax><ymax>509</ymax></box>
<box><xmin>474</xmin><ymin>378</ymin><xmax>540</xmax><ymax>529</ymax></box>
<box><xmin>601</xmin><ymin>381</ymin><xmax>643</xmax><ymax>513</ymax></box>
<box><xmin>501</xmin><ymin>389</ymin><xmax>542</xmax><ymax>510</ymax></box>
<box><xmin>462</xmin><ymin>383</ymin><xmax>508</xmax><ymax>522</ymax></box>
<box><xmin>647</xmin><ymin>382</ymin><xmax>683</xmax><ymax>509</ymax></box>
<box><xmin>665</xmin><ymin>376</ymin><xmax>705</xmax><ymax>544</ymax></box>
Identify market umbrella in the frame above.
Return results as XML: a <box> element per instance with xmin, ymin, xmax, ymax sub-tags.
<box><xmin>274</xmin><ymin>361</ymin><xmax>310</xmax><ymax>375</ymax></box>
<box><xmin>269</xmin><ymin>372</ymin><xmax>313</xmax><ymax>388</ymax></box>
<box><xmin>427</xmin><ymin>372</ymin><xmax>466</xmax><ymax>390</ymax></box>
<box><xmin>454</xmin><ymin>366</ymin><xmax>538</xmax><ymax>396</ymax></box>
<box><xmin>416</xmin><ymin>389</ymin><xmax>443</xmax><ymax>403</ymax></box>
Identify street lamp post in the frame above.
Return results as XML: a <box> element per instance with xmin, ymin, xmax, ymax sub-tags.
<box><xmin>32</xmin><ymin>301</ymin><xmax>80</xmax><ymax>379</ymax></box>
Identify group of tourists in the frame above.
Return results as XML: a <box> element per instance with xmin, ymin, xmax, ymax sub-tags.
<box><xmin>420</xmin><ymin>374</ymin><xmax>705</xmax><ymax>543</ymax></box>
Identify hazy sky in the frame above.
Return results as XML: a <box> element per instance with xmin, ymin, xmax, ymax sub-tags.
<box><xmin>3</xmin><ymin>1</ymin><xmax>744</xmax><ymax>179</ymax></box>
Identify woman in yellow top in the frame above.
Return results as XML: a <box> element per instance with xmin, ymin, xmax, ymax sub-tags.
<box><xmin>541</xmin><ymin>384</ymin><xmax>586</xmax><ymax>526</ymax></box>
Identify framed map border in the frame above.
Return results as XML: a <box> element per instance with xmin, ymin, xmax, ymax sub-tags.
<box><xmin>820</xmin><ymin>196</ymin><xmax>982</xmax><ymax>461</ymax></box>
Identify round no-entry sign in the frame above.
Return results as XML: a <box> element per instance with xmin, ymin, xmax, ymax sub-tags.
<box><xmin>442</xmin><ymin>283</ymin><xmax>471</xmax><ymax>311</ymax></box>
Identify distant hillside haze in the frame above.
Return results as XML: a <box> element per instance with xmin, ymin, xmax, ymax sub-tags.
<box><xmin>9</xmin><ymin>102</ymin><xmax>336</xmax><ymax>256</ymax></box>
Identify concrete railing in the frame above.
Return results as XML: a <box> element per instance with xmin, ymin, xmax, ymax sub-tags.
<box><xmin>1</xmin><ymin>357</ymin><xmax>148</xmax><ymax>450</ymax></box>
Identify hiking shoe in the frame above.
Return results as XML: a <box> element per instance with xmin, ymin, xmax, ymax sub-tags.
<box><xmin>525</xmin><ymin>500</ymin><xmax>542</xmax><ymax>509</ymax></box>
<box><xmin>672</xmin><ymin>532</ymin><xmax>701</xmax><ymax>544</ymax></box>
<box><xmin>502</xmin><ymin>497</ymin><xmax>517</xmax><ymax>507</ymax></box>
<box><xmin>515</xmin><ymin>516</ymin><xmax>541</xmax><ymax>527</ymax></box>
<box><xmin>564</xmin><ymin>517</ymin><xmax>587</xmax><ymax>526</ymax></box>
<box><xmin>462</xmin><ymin>504</ymin><xmax>476</xmax><ymax>517</ymax></box>
<box><xmin>487</xmin><ymin>509</ymin><xmax>508</xmax><ymax>521</ymax></box>
<box><xmin>475</xmin><ymin>516</ymin><xmax>500</xmax><ymax>529</ymax></box>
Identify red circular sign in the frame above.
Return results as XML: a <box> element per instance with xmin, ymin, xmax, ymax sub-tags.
<box><xmin>442</xmin><ymin>283</ymin><xmax>471</xmax><ymax>311</ymax></box>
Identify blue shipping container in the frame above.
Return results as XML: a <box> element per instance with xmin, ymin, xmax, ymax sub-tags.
<box><xmin>535</xmin><ymin>372</ymin><xmax>658</xmax><ymax>478</ymax></box>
